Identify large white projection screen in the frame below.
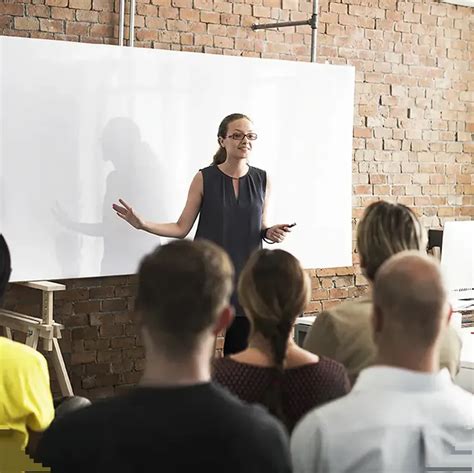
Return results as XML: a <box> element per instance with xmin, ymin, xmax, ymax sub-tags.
<box><xmin>0</xmin><ymin>36</ymin><xmax>354</xmax><ymax>282</ymax></box>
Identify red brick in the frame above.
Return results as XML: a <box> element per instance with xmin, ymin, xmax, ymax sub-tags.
<box><xmin>98</xmin><ymin>350</ymin><xmax>123</xmax><ymax>363</ymax></box>
<box><xmin>0</xmin><ymin>17</ymin><xmax>13</xmax><ymax>29</ymax></box>
<box><xmin>14</xmin><ymin>17</ymin><xmax>40</xmax><ymax>30</ymax></box>
<box><xmin>76</xmin><ymin>10</ymin><xmax>99</xmax><ymax>21</ymax></box>
<box><xmin>329</xmin><ymin>288</ymin><xmax>349</xmax><ymax>299</ymax></box>
<box><xmin>354</xmin><ymin>127</ymin><xmax>372</xmax><ymax>138</ymax></box>
<box><xmin>69</xmin><ymin>0</ymin><xmax>92</xmax><ymax>9</ymax></box>
<box><xmin>46</xmin><ymin>0</ymin><xmax>68</xmax><ymax>6</ymax></box>
<box><xmin>66</xmin><ymin>22</ymin><xmax>90</xmax><ymax>36</ymax></box>
<box><xmin>200</xmin><ymin>11</ymin><xmax>219</xmax><ymax>23</ymax></box>
<box><xmin>123</xmin><ymin>347</ymin><xmax>145</xmax><ymax>360</ymax></box>
<box><xmin>195</xmin><ymin>33</ymin><xmax>212</xmax><ymax>46</ymax></box>
<box><xmin>51</xmin><ymin>7</ymin><xmax>75</xmax><ymax>19</ymax></box>
<box><xmin>159</xmin><ymin>6</ymin><xmax>178</xmax><ymax>18</ymax></box>
<box><xmin>71</xmin><ymin>351</ymin><xmax>97</xmax><ymax>365</ymax></box>
<box><xmin>92</xmin><ymin>0</ymin><xmax>114</xmax><ymax>10</ymax></box>
<box><xmin>180</xmin><ymin>8</ymin><xmax>199</xmax><ymax>21</ymax></box>
<box><xmin>180</xmin><ymin>32</ymin><xmax>193</xmax><ymax>45</ymax></box>
<box><xmin>194</xmin><ymin>0</ymin><xmax>212</xmax><ymax>9</ymax></box>
<box><xmin>214</xmin><ymin>1</ymin><xmax>232</xmax><ymax>13</ymax></box>
<box><xmin>111</xmin><ymin>360</ymin><xmax>134</xmax><ymax>373</ymax></box>
<box><xmin>221</xmin><ymin>13</ymin><xmax>239</xmax><ymax>25</ymax></box>
<box><xmin>214</xmin><ymin>35</ymin><xmax>233</xmax><ymax>48</ymax></box>
<box><xmin>28</xmin><ymin>5</ymin><xmax>51</xmax><ymax>17</ymax></box>
<box><xmin>146</xmin><ymin>16</ymin><xmax>165</xmax><ymax>28</ymax></box>
<box><xmin>233</xmin><ymin>3</ymin><xmax>251</xmax><ymax>15</ymax></box>
<box><xmin>90</xmin><ymin>23</ymin><xmax>113</xmax><ymax>36</ymax></box>
<box><xmin>1</xmin><ymin>4</ymin><xmax>25</xmax><ymax>15</ymax></box>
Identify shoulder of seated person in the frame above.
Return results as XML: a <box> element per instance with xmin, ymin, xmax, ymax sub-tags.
<box><xmin>285</xmin><ymin>349</ymin><xmax>319</xmax><ymax>369</ymax></box>
<box><xmin>240</xmin><ymin>403</ymin><xmax>288</xmax><ymax>437</ymax></box>
<box><xmin>443</xmin><ymin>322</ymin><xmax>462</xmax><ymax>345</ymax></box>
<box><xmin>0</xmin><ymin>337</ymin><xmax>47</xmax><ymax>366</ymax></box>
<box><xmin>316</xmin><ymin>295</ymin><xmax>372</xmax><ymax>321</ymax></box>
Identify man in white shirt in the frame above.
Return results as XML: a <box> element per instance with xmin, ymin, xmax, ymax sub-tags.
<box><xmin>291</xmin><ymin>251</ymin><xmax>473</xmax><ymax>473</ymax></box>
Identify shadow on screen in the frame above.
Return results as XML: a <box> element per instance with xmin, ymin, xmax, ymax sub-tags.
<box><xmin>53</xmin><ymin>117</ymin><xmax>163</xmax><ymax>276</ymax></box>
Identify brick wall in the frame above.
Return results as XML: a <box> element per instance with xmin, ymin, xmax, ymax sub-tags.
<box><xmin>1</xmin><ymin>0</ymin><xmax>472</xmax><ymax>398</ymax></box>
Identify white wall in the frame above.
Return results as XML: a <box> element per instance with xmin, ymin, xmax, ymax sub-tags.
<box><xmin>0</xmin><ymin>36</ymin><xmax>354</xmax><ymax>281</ymax></box>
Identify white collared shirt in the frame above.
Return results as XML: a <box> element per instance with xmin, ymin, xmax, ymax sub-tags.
<box><xmin>291</xmin><ymin>366</ymin><xmax>474</xmax><ymax>473</ymax></box>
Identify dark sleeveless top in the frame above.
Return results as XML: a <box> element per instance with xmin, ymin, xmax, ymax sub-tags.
<box><xmin>195</xmin><ymin>165</ymin><xmax>266</xmax><ymax>317</ymax></box>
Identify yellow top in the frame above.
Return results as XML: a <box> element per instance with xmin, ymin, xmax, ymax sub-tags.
<box><xmin>0</xmin><ymin>337</ymin><xmax>54</xmax><ymax>449</ymax></box>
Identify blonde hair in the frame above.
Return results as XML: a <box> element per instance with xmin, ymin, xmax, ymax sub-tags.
<box><xmin>238</xmin><ymin>249</ymin><xmax>310</xmax><ymax>429</ymax></box>
<box><xmin>356</xmin><ymin>201</ymin><xmax>427</xmax><ymax>281</ymax></box>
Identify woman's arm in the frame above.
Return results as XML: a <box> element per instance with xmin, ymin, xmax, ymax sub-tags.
<box><xmin>261</xmin><ymin>175</ymin><xmax>292</xmax><ymax>244</ymax></box>
<box><xmin>113</xmin><ymin>172</ymin><xmax>203</xmax><ymax>239</ymax></box>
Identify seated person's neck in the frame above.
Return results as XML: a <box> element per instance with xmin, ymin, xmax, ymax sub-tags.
<box><xmin>375</xmin><ymin>345</ymin><xmax>440</xmax><ymax>374</ymax></box>
<box><xmin>231</xmin><ymin>333</ymin><xmax>319</xmax><ymax>368</ymax></box>
<box><xmin>140</xmin><ymin>348</ymin><xmax>212</xmax><ymax>387</ymax></box>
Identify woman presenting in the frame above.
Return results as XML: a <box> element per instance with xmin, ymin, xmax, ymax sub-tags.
<box><xmin>113</xmin><ymin>113</ymin><xmax>292</xmax><ymax>354</ymax></box>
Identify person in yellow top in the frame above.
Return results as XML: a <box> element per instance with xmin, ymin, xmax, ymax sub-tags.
<box><xmin>0</xmin><ymin>234</ymin><xmax>54</xmax><ymax>467</ymax></box>
<box><xmin>0</xmin><ymin>337</ymin><xmax>55</xmax><ymax>449</ymax></box>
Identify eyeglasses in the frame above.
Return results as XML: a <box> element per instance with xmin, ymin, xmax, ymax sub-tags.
<box><xmin>226</xmin><ymin>132</ymin><xmax>258</xmax><ymax>141</ymax></box>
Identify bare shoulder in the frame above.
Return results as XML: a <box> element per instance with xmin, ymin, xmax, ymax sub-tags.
<box><xmin>189</xmin><ymin>171</ymin><xmax>204</xmax><ymax>194</ymax></box>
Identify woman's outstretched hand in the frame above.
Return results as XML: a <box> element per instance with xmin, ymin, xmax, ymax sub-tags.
<box><xmin>265</xmin><ymin>224</ymin><xmax>293</xmax><ymax>243</ymax></box>
<box><xmin>112</xmin><ymin>199</ymin><xmax>145</xmax><ymax>230</ymax></box>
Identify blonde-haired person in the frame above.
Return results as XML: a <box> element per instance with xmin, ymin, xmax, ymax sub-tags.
<box><xmin>213</xmin><ymin>249</ymin><xmax>350</xmax><ymax>432</ymax></box>
<box><xmin>304</xmin><ymin>200</ymin><xmax>461</xmax><ymax>384</ymax></box>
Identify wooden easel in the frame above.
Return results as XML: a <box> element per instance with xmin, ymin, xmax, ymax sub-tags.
<box><xmin>0</xmin><ymin>281</ymin><xmax>73</xmax><ymax>397</ymax></box>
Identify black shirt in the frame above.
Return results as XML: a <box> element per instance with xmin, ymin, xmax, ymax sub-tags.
<box><xmin>35</xmin><ymin>383</ymin><xmax>291</xmax><ymax>473</ymax></box>
<box><xmin>195</xmin><ymin>165</ymin><xmax>266</xmax><ymax>317</ymax></box>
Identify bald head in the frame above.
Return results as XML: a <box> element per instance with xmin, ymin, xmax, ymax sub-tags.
<box><xmin>373</xmin><ymin>251</ymin><xmax>449</xmax><ymax>348</ymax></box>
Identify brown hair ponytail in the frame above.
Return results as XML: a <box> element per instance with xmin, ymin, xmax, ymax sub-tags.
<box><xmin>238</xmin><ymin>249</ymin><xmax>310</xmax><ymax>431</ymax></box>
<box><xmin>262</xmin><ymin>318</ymin><xmax>293</xmax><ymax>427</ymax></box>
<box><xmin>212</xmin><ymin>113</ymin><xmax>251</xmax><ymax>166</ymax></box>
<box><xmin>213</xmin><ymin>147</ymin><xmax>227</xmax><ymax>165</ymax></box>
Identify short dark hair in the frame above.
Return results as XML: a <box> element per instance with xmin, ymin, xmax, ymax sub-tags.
<box><xmin>136</xmin><ymin>240</ymin><xmax>234</xmax><ymax>357</ymax></box>
<box><xmin>0</xmin><ymin>234</ymin><xmax>11</xmax><ymax>303</ymax></box>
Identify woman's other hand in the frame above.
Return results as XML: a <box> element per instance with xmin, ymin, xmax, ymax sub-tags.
<box><xmin>265</xmin><ymin>224</ymin><xmax>292</xmax><ymax>243</ymax></box>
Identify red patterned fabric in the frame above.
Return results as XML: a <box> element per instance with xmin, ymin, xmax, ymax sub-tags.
<box><xmin>213</xmin><ymin>356</ymin><xmax>350</xmax><ymax>432</ymax></box>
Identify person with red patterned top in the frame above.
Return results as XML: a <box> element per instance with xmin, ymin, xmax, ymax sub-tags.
<box><xmin>213</xmin><ymin>249</ymin><xmax>350</xmax><ymax>432</ymax></box>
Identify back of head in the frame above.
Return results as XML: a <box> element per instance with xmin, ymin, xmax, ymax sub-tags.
<box><xmin>238</xmin><ymin>249</ymin><xmax>309</xmax><ymax>427</ymax></box>
<box><xmin>373</xmin><ymin>251</ymin><xmax>448</xmax><ymax>348</ymax></box>
<box><xmin>357</xmin><ymin>201</ymin><xmax>427</xmax><ymax>281</ymax></box>
<box><xmin>136</xmin><ymin>240</ymin><xmax>234</xmax><ymax>358</ymax></box>
<box><xmin>0</xmin><ymin>234</ymin><xmax>11</xmax><ymax>303</ymax></box>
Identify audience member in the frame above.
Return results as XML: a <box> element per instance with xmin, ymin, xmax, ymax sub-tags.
<box><xmin>0</xmin><ymin>234</ymin><xmax>55</xmax><ymax>451</ymax></box>
<box><xmin>292</xmin><ymin>252</ymin><xmax>473</xmax><ymax>473</ymax></box>
<box><xmin>36</xmin><ymin>240</ymin><xmax>291</xmax><ymax>473</ymax></box>
<box><xmin>304</xmin><ymin>201</ymin><xmax>461</xmax><ymax>383</ymax></box>
<box><xmin>213</xmin><ymin>249</ymin><xmax>349</xmax><ymax>432</ymax></box>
